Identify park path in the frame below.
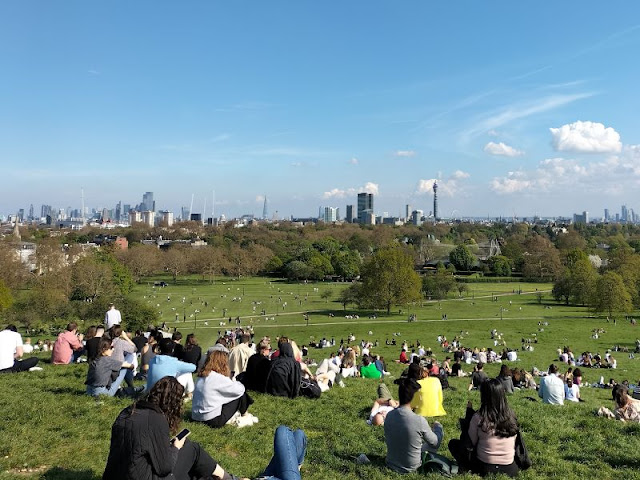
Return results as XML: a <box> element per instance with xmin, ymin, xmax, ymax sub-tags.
<box><xmin>175</xmin><ymin>289</ymin><xmax>554</xmax><ymax>330</ymax></box>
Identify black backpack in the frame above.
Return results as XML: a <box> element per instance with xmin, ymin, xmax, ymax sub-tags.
<box><xmin>299</xmin><ymin>377</ymin><xmax>322</xmax><ymax>399</ymax></box>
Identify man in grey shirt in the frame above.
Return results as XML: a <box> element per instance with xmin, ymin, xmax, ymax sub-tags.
<box><xmin>384</xmin><ymin>377</ymin><xmax>444</xmax><ymax>473</ymax></box>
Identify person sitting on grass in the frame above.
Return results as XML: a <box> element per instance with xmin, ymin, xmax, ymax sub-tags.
<box><xmin>241</xmin><ymin>339</ymin><xmax>272</xmax><ymax>393</ymax></box>
<box><xmin>360</xmin><ymin>354</ymin><xmax>382</xmax><ymax>379</ymax></box>
<box><xmin>51</xmin><ymin>322</ymin><xmax>85</xmax><ymax>365</ymax></box>
<box><xmin>85</xmin><ymin>326</ymin><xmax>104</xmax><ymax>363</ymax></box>
<box><xmin>564</xmin><ymin>377</ymin><xmax>581</xmax><ymax>403</ymax></box>
<box><xmin>104</xmin><ymin>376</ymin><xmax>307</xmax><ymax>480</ymax></box>
<box><xmin>181</xmin><ymin>333</ymin><xmax>202</xmax><ymax>367</ymax></box>
<box><xmin>496</xmin><ymin>364</ymin><xmax>515</xmax><ymax>394</ymax></box>
<box><xmin>411</xmin><ymin>365</ymin><xmax>447</xmax><ymax>418</ymax></box>
<box><xmin>468</xmin><ymin>362</ymin><xmax>489</xmax><ymax>391</ymax></box>
<box><xmin>384</xmin><ymin>377</ymin><xmax>444</xmax><ymax>474</ymax></box>
<box><xmin>85</xmin><ymin>338</ymin><xmax>140</xmax><ymax>397</ymax></box>
<box><xmin>538</xmin><ymin>364</ymin><xmax>564</xmax><ymax>405</ymax></box>
<box><xmin>598</xmin><ymin>386</ymin><xmax>640</xmax><ymax>422</ymax></box>
<box><xmin>109</xmin><ymin>325</ymin><xmax>138</xmax><ymax>390</ymax></box>
<box><xmin>191</xmin><ymin>350</ymin><xmax>257</xmax><ymax>428</ymax></box>
<box><xmin>449</xmin><ymin>379</ymin><xmax>521</xmax><ymax>477</ymax></box>
<box><xmin>0</xmin><ymin>325</ymin><xmax>39</xmax><ymax>373</ymax></box>
<box><xmin>266</xmin><ymin>341</ymin><xmax>301</xmax><ymax>399</ymax></box>
<box><xmin>147</xmin><ymin>338</ymin><xmax>196</xmax><ymax>395</ymax></box>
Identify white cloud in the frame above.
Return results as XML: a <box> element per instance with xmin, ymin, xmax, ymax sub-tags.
<box><xmin>349</xmin><ymin>157</ymin><xmax>359</xmax><ymax>165</ymax></box>
<box><xmin>255</xmin><ymin>195</ymin><xmax>265</xmax><ymax>203</ymax></box>
<box><xmin>487</xmin><ymin>129</ymin><xmax>499</xmax><ymax>137</ymax></box>
<box><xmin>452</xmin><ymin>170</ymin><xmax>470</xmax><ymax>179</ymax></box>
<box><xmin>550</xmin><ymin>121</ymin><xmax>622</xmax><ymax>153</ymax></box>
<box><xmin>484</xmin><ymin>141</ymin><xmax>524</xmax><ymax>157</ymax></box>
<box><xmin>394</xmin><ymin>150</ymin><xmax>416</xmax><ymax>157</ymax></box>
<box><xmin>415</xmin><ymin>171</ymin><xmax>469</xmax><ymax>197</ymax></box>
<box><xmin>322</xmin><ymin>182</ymin><xmax>379</xmax><ymax>199</ymax></box>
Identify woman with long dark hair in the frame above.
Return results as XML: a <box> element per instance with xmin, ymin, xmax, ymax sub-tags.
<box><xmin>449</xmin><ymin>379</ymin><xmax>520</xmax><ymax>477</ymax></box>
<box><xmin>103</xmin><ymin>376</ymin><xmax>307</xmax><ymax>480</ymax></box>
<box><xmin>182</xmin><ymin>333</ymin><xmax>202</xmax><ymax>366</ymax></box>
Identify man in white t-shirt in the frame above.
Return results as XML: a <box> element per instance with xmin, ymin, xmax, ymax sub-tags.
<box><xmin>105</xmin><ymin>304</ymin><xmax>122</xmax><ymax>329</ymax></box>
<box><xmin>0</xmin><ymin>325</ymin><xmax>39</xmax><ymax>373</ymax></box>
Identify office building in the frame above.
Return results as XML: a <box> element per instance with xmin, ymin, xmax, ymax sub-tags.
<box><xmin>573</xmin><ymin>211</ymin><xmax>588</xmax><ymax>224</ymax></box>
<box><xmin>142</xmin><ymin>210</ymin><xmax>154</xmax><ymax>227</ymax></box>
<box><xmin>357</xmin><ymin>193</ymin><xmax>374</xmax><ymax>223</ymax></box>
<box><xmin>140</xmin><ymin>192</ymin><xmax>155</xmax><ymax>212</ymax></box>
<box><xmin>345</xmin><ymin>205</ymin><xmax>354</xmax><ymax>223</ymax></box>
<box><xmin>323</xmin><ymin>207</ymin><xmax>339</xmax><ymax>223</ymax></box>
<box><xmin>160</xmin><ymin>211</ymin><xmax>174</xmax><ymax>227</ymax></box>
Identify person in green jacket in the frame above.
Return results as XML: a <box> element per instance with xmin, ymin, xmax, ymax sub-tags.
<box><xmin>360</xmin><ymin>355</ymin><xmax>382</xmax><ymax>379</ymax></box>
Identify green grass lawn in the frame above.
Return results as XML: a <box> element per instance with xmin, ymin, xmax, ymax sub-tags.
<box><xmin>3</xmin><ymin>277</ymin><xmax>640</xmax><ymax>479</ymax></box>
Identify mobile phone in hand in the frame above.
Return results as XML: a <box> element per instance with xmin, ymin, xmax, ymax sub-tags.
<box><xmin>174</xmin><ymin>428</ymin><xmax>190</xmax><ymax>442</ymax></box>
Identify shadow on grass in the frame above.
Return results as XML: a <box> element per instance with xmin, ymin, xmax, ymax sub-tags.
<box><xmin>41</xmin><ymin>467</ymin><xmax>100</xmax><ymax>480</ymax></box>
<box><xmin>334</xmin><ymin>451</ymin><xmax>387</xmax><ymax>467</ymax></box>
<box><xmin>564</xmin><ymin>452</ymin><xmax>640</xmax><ymax>470</ymax></box>
<box><xmin>45</xmin><ymin>386</ymin><xmax>85</xmax><ymax>396</ymax></box>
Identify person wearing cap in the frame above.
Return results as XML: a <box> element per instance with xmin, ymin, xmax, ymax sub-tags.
<box><xmin>384</xmin><ymin>377</ymin><xmax>444</xmax><ymax>474</ymax></box>
<box><xmin>105</xmin><ymin>303</ymin><xmax>122</xmax><ymax>330</ymax></box>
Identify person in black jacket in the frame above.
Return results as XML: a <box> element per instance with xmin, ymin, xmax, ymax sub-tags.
<box><xmin>103</xmin><ymin>376</ymin><xmax>239</xmax><ymax>480</ymax></box>
<box><xmin>241</xmin><ymin>339</ymin><xmax>272</xmax><ymax>393</ymax></box>
<box><xmin>266</xmin><ymin>342</ymin><xmax>301</xmax><ymax>398</ymax></box>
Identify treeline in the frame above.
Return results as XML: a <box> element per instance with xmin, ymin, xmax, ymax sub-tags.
<box><xmin>4</xmin><ymin>220</ymin><xmax>640</xmax><ymax>328</ymax></box>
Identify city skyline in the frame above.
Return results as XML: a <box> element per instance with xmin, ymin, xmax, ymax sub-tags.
<box><xmin>2</xmin><ymin>3</ymin><xmax>640</xmax><ymax>218</ymax></box>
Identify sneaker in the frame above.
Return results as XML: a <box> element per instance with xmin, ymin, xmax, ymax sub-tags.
<box><xmin>226</xmin><ymin>411</ymin><xmax>241</xmax><ymax>426</ymax></box>
<box><xmin>28</xmin><ymin>366</ymin><xmax>43</xmax><ymax>372</ymax></box>
<box><xmin>236</xmin><ymin>415</ymin><xmax>254</xmax><ymax>428</ymax></box>
<box><xmin>249</xmin><ymin>414</ymin><xmax>259</xmax><ymax>424</ymax></box>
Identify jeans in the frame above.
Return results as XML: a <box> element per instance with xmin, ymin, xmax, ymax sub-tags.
<box><xmin>86</xmin><ymin>368</ymin><xmax>131</xmax><ymax>397</ymax></box>
<box><xmin>261</xmin><ymin>426</ymin><xmax>307</xmax><ymax>480</ymax></box>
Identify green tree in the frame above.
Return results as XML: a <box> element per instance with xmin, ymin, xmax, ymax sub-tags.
<box><xmin>449</xmin><ymin>244</ymin><xmax>476</xmax><ymax>271</ymax></box>
<box><xmin>285</xmin><ymin>260</ymin><xmax>312</xmax><ymax>281</ymax></box>
<box><xmin>358</xmin><ymin>246</ymin><xmax>422</xmax><ymax>313</ymax></box>
<box><xmin>568</xmin><ymin>257</ymin><xmax>597</xmax><ymax>306</ymax></box>
<box><xmin>521</xmin><ymin>235</ymin><xmax>562</xmax><ymax>281</ymax></box>
<box><xmin>337</xmin><ymin>283</ymin><xmax>360</xmax><ymax>310</ymax></box>
<box><xmin>593</xmin><ymin>271</ymin><xmax>633</xmax><ymax>320</ymax></box>
<box><xmin>320</xmin><ymin>289</ymin><xmax>333</xmax><ymax>303</ymax></box>
<box><xmin>422</xmin><ymin>264</ymin><xmax>456</xmax><ymax>300</ymax></box>
<box><xmin>332</xmin><ymin>250</ymin><xmax>361</xmax><ymax>280</ymax></box>
<box><xmin>70</xmin><ymin>255</ymin><xmax>117</xmax><ymax>302</ymax></box>
<box><xmin>487</xmin><ymin>255</ymin><xmax>512</xmax><ymax>276</ymax></box>
<box><xmin>0</xmin><ymin>279</ymin><xmax>13</xmax><ymax>313</ymax></box>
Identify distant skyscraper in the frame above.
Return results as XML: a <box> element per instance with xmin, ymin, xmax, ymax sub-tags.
<box><xmin>262</xmin><ymin>196</ymin><xmax>268</xmax><ymax>220</ymax></box>
<box><xmin>28</xmin><ymin>204</ymin><xmax>34</xmax><ymax>221</ymax></box>
<box><xmin>115</xmin><ymin>202</ymin><xmax>122</xmax><ymax>222</ymax></box>
<box><xmin>604</xmin><ymin>208</ymin><xmax>609</xmax><ymax>222</ymax></box>
<box><xmin>323</xmin><ymin>207</ymin><xmax>338</xmax><ymax>223</ymax></box>
<box><xmin>161</xmin><ymin>211</ymin><xmax>174</xmax><ymax>226</ymax></box>
<box><xmin>405</xmin><ymin>204</ymin><xmax>411</xmax><ymax>221</ymax></box>
<box><xmin>345</xmin><ymin>205</ymin><xmax>354</xmax><ymax>223</ymax></box>
<box><xmin>141</xmin><ymin>192</ymin><xmax>155</xmax><ymax>212</ymax></box>
<box><xmin>357</xmin><ymin>193</ymin><xmax>373</xmax><ymax>223</ymax></box>
<box><xmin>622</xmin><ymin>204</ymin><xmax>628</xmax><ymax>222</ymax></box>
<box><xmin>433</xmin><ymin>181</ymin><xmax>439</xmax><ymax>221</ymax></box>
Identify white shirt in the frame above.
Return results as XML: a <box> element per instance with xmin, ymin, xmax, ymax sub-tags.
<box><xmin>539</xmin><ymin>373</ymin><xmax>564</xmax><ymax>405</ymax></box>
<box><xmin>105</xmin><ymin>307</ymin><xmax>122</xmax><ymax>329</ymax></box>
<box><xmin>22</xmin><ymin>343</ymin><xmax>34</xmax><ymax>354</ymax></box>
<box><xmin>507</xmin><ymin>351</ymin><xmax>518</xmax><ymax>361</ymax></box>
<box><xmin>0</xmin><ymin>330</ymin><xmax>22</xmax><ymax>370</ymax></box>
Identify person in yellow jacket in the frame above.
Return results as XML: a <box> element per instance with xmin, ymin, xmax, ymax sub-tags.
<box><xmin>411</xmin><ymin>366</ymin><xmax>447</xmax><ymax>417</ymax></box>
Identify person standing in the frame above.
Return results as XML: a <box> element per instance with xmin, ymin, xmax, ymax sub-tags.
<box><xmin>0</xmin><ymin>325</ymin><xmax>39</xmax><ymax>373</ymax></box>
<box><xmin>105</xmin><ymin>303</ymin><xmax>122</xmax><ymax>330</ymax></box>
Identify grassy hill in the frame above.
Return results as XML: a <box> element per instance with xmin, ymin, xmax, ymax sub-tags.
<box><xmin>2</xmin><ymin>278</ymin><xmax>640</xmax><ymax>479</ymax></box>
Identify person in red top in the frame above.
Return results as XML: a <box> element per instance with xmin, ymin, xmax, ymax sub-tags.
<box><xmin>399</xmin><ymin>348</ymin><xmax>409</xmax><ymax>364</ymax></box>
<box><xmin>52</xmin><ymin>322</ymin><xmax>85</xmax><ymax>364</ymax></box>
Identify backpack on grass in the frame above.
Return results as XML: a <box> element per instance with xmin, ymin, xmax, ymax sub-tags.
<box><xmin>420</xmin><ymin>452</ymin><xmax>459</xmax><ymax>477</ymax></box>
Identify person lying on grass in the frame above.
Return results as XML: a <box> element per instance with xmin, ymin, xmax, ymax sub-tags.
<box><xmin>85</xmin><ymin>338</ymin><xmax>139</xmax><ymax>398</ymax></box>
<box><xmin>598</xmin><ymin>385</ymin><xmax>640</xmax><ymax>422</ymax></box>
<box><xmin>191</xmin><ymin>350</ymin><xmax>257</xmax><ymax>429</ymax></box>
<box><xmin>384</xmin><ymin>377</ymin><xmax>444</xmax><ymax>474</ymax></box>
<box><xmin>103</xmin><ymin>376</ymin><xmax>308</xmax><ymax>480</ymax></box>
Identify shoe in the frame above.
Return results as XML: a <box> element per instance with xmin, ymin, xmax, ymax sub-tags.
<box><xmin>249</xmin><ymin>414</ymin><xmax>259</xmax><ymax>424</ymax></box>
<box><xmin>226</xmin><ymin>411</ymin><xmax>241</xmax><ymax>426</ymax></box>
<box><xmin>236</xmin><ymin>415</ymin><xmax>254</xmax><ymax>428</ymax></box>
<box><xmin>338</xmin><ymin>380</ymin><xmax>346</xmax><ymax>388</ymax></box>
<box><xmin>28</xmin><ymin>366</ymin><xmax>43</xmax><ymax>372</ymax></box>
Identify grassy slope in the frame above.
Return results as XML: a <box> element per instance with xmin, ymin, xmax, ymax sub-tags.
<box><xmin>2</xmin><ymin>277</ymin><xmax>640</xmax><ymax>480</ymax></box>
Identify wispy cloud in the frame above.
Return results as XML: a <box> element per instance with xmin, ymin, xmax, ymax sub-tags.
<box><xmin>394</xmin><ymin>150</ymin><xmax>416</xmax><ymax>157</ymax></box>
<box><xmin>87</xmin><ymin>69</ymin><xmax>100</xmax><ymax>76</ymax></box>
<box><xmin>349</xmin><ymin>157</ymin><xmax>359</xmax><ymax>165</ymax></box>
<box><xmin>459</xmin><ymin>92</ymin><xmax>595</xmax><ymax>142</ymax></box>
<box><xmin>507</xmin><ymin>65</ymin><xmax>552</xmax><ymax>82</ymax></box>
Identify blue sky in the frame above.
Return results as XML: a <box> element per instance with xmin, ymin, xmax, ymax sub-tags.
<box><xmin>2</xmin><ymin>2</ymin><xmax>640</xmax><ymax>220</ymax></box>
